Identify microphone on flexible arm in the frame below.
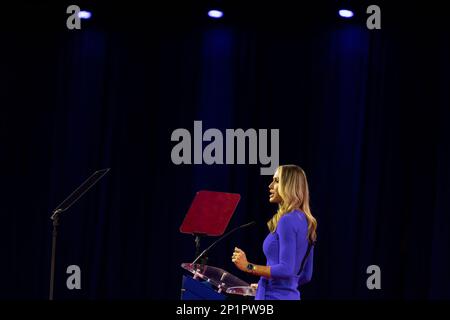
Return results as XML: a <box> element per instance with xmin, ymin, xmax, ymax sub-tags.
<box><xmin>192</xmin><ymin>221</ymin><xmax>256</xmax><ymax>265</ymax></box>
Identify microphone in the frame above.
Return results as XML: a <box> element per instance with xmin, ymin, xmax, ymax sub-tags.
<box><xmin>192</xmin><ymin>221</ymin><xmax>255</xmax><ymax>265</ymax></box>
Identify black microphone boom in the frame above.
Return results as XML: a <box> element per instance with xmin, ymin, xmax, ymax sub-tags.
<box><xmin>192</xmin><ymin>221</ymin><xmax>255</xmax><ymax>264</ymax></box>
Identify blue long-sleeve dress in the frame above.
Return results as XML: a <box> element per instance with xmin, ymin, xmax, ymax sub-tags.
<box><xmin>255</xmin><ymin>209</ymin><xmax>314</xmax><ymax>300</ymax></box>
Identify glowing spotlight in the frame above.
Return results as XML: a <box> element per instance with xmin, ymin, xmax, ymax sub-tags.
<box><xmin>338</xmin><ymin>9</ymin><xmax>354</xmax><ymax>18</ymax></box>
<box><xmin>78</xmin><ymin>11</ymin><xmax>92</xmax><ymax>19</ymax></box>
<box><xmin>208</xmin><ymin>9</ymin><xmax>223</xmax><ymax>19</ymax></box>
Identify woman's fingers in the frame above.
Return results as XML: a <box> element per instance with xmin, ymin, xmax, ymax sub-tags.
<box><xmin>234</xmin><ymin>248</ymin><xmax>245</xmax><ymax>259</ymax></box>
<box><xmin>231</xmin><ymin>247</ymin><xmax>247</xmax><ymax>266</ymax></box>
<box><xmin>232</xmin><ymin>248</ymin><xmax>243</xmax><ymax>258</ymax></box>
<box><xmin>231</xmin><ymin>251</ymin><xmax>239</xmax><ymax>263</ymax></box>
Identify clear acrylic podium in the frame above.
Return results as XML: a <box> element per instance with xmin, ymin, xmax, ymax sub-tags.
<box><xmin>179</xmin><ymin>191</ymin><xmax>255</xmax><ymax>300</ymax></box>
<box><xmin>181</xmin><ymin>263</ymin><xmax>255</xmax><ymax>300</ymax></box>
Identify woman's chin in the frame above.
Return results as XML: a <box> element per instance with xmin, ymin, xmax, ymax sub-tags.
<box><xmin>269</xmin><ymin>196</ymin><xmax>281</xmax><ymax>203</ymax></box>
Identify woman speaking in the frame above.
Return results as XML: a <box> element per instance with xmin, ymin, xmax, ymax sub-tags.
<box><xmin>231</xmin><ymin>165</ymin><xmax>317</xmax><ymax>300</ymax></box>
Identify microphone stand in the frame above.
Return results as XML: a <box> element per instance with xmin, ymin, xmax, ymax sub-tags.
<box><xmin>48</xmin><ymin>168</ymin><xmax>110</xmax><ymax>301</ymax></box>
<box><xmin>49</xmin><ymin>209</ymin><xmax>62</xmax><ymax>300</ymax></box>
<box><xmin>193</xmin><ymin>233</ymin><xmax>208</xmax><ymax>267</ymax></box>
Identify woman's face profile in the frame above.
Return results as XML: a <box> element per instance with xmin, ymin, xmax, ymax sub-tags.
<box><xmin>269</xmin><ymin>168</ymin><xmax>282</xmax><ymax>203</ymax></box>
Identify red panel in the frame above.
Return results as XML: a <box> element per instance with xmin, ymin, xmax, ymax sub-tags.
<box><xmin>180</xmin><ymin>190</ymin><xmax>241</xmax><ymax>236</ymax></box>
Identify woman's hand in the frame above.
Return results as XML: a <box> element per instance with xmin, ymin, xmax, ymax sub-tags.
<box><xmin>231</xmin><ymin>247</ymin><xmax>248</xmax><ymax>272</ymax></box>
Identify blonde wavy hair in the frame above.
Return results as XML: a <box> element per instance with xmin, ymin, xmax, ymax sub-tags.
<box><xmin>267</xmin><ymin>165</ymin><xmax>317</xmax><ymax>243</ymax></box>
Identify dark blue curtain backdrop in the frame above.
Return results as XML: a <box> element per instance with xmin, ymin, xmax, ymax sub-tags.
<box><xmin>1</xmin><ymin>1</ymin><xmax>449</xmax><ymax>300</ymax></box>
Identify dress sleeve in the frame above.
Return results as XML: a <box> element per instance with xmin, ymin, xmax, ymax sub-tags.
<box><xmin>298</xmin><ymin>247</ymin><xmax>314</xmax><ymax>286</ymax></box>
<box><xmin>270</xmin><ymin>216</ymin><xmax>299</xmax><ymax>279</ymax></box>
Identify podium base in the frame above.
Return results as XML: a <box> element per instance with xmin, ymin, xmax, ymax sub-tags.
<box><xmin>180</xmin><ymin>275</ymin><xmax>226</xmax><ymax>300</ymax></box>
